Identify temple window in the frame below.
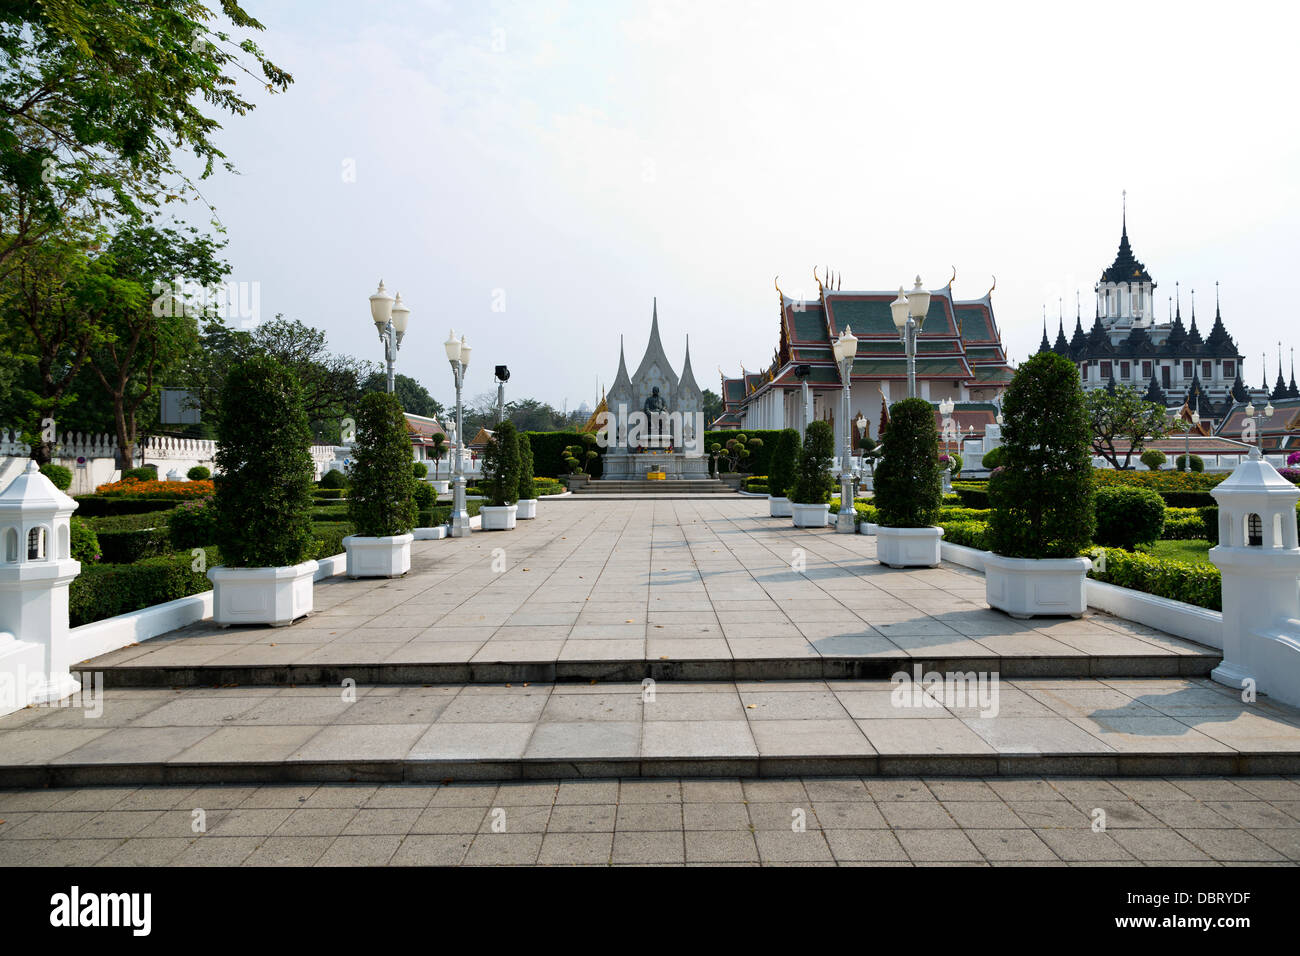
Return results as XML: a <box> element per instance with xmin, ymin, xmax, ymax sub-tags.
<box><xmin>27</xmin><ymin>526</ymin><xmax>45</xmax><ymax>560</ymax></box>
<box><xmin>1202</xmin><ymin>361</ymin><xmax>1212</xmax><ymax>378</ymax></box>
<box><xmin>1142</xmin><ymin>361</ymin><xmax>1152</xmax><ymax>378</ymax></box>
<box><xmin>1224</xmin><ymin>360</ymin><xmax>1235</xmax><ymax>377</ymax></box>
<box><xmin>1247</xmin><ymin>513</ymin><xmax>1262</xmax><ymax>547</ymax></box>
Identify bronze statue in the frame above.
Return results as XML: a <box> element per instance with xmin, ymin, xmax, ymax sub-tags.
<box><xmin>643</xmin><ymin>386</ymin><xmax>668</xmax><ymax>415</ymax></box>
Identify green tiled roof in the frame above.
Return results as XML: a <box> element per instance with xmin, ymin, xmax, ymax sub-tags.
<box><xmin>791</xmin><ymin>347</ymin><xmax>832</xmax><ymax>361</ymax></box>
<box><xmin>964</xmin><ymin>346</ymin><xmax>1004</xmax><ymax>362</ymax></box>
<box><xmin>826</xmin><ymin>295</ymin><xmax>956</xmax><ymax>338</ymax></box>
<box><xmin>972</xmin><ymin>366</ymin><xmax>1014</xmax><ymax>383</ymax></box>
<box><xmin>957</xmin><ymin>304</ymin><xmax>996</xmax><ymax>343</ymax></box>
<box><xmin>851</xmin><ymin>357</ymin><xmax>970</xmax><ymax>378</ymax></box>
<box><xmin>857</xmin><ymin>339</ymin><xmax>957</xmax><ymax>357</ymax></box>
<box><xmin>789</xmin><ymin>307</ymin><xmax>828</xmax><ymax>343</ymax></box>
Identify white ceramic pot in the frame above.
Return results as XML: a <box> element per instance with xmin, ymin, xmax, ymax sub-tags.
<box><xmin>343</xmin><ymin>533</ymin><xmax>413</xmax><ymax>578</ymax></box>
<box><xmin>790</xmin><ymin>502</ymin><xmax>829</xmax><ymax>528</ymax></box>
<box><xmin>516</xmin><ymin>498</ymin><xmax>537</xmax><ymax>519</ymax></box>
<box><xmin>479</xmin><ymin>504</ymin><xmax>518</xmax><ymax>530</ymax></box>
<box><xmin>430</xmin><ymin>480</ymin><xmax>450</xmax><ymax>495</ymax></box>
<box><xmin>208</xmin><ymin>560</ymin><xmax>318</xmax><ymax>626</ymax></box>
<box><xmin>875</xmin><ymin>525</ymin><xmax>944</xmax><ymax>568</ymax></box>
<box><xmin>984</xmin><ymin>552</ymin><xmax>1092</xmax><ymax>618</ymax></box>
<box><xmin>769</xmin><ymin>496</ymin><xmax>792</xmax><ymax>517</ymax></box>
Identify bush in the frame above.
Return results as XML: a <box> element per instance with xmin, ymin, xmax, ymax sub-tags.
<box><xmin>309</xmin><ymin>522</ymin><xmax>353</xmax><ymax>560</ymax></box>
<box><xmin>981</xmin><ymin>446</ymin><xmax>1005</xmax><ymax>470</ymax></box>
<box><xmin>952</xmin><ymin>482</ymin><xmax>989</xmax><ymax>508</ymax></box>
<box><xmin>533</xmin><ymin>477</ymin><xmax>564</xmax><ymax>497</ymax></box>
<box><xmin>69</xmin><ymin>516</ymin><xmax>100</xmax><ymax>564</ymax></box>
<box><xmin>1140</xmin><ymin>449</ymin><xmax>1167</xmax><ymax>471</ymax></box>
<box><xmin>348</xmin><ymin>391</ymin><xmax>418</xmax><ymax>538</ymax></box>
<box><xmin>73</xmin><ymin>496</ymin><xmax>182</xmax><ymax>518</ymax></box>
<box><xmin>1175</xmin><ymin>453</ymin><xmax>1205</xmax><ymax>472</ymax></box>
<box><xmin>96</xmin><ymin>526</ymin><xmax>171</xmax><ymax>563</ymax></box>
<box><xmin>121</xmin><ymin>465</ymin><xmax>158</xmax><ymax>482</ymax></box>
<box><xmin>768</xmin><ymin>429</ymin><xmax>801</xmax><ymax>500</ymax></box>
<box><xmin>989</xmin><ymin>351</ymin><xmax>1095</xmax><ymax>559</ymax></box>
<box><xmin>703</xmin><ymin>430</ymin><xmax>784</xmax><ymax>475</ymax></box>
<box><xmin>169</xmin><ymin>499</ymin><xmax>218</xmax><ymax>549</ymax></box>
<box><xmin>412</xmin><ymin>481</ymin><xmax>436</xmax><ymax>511</ymax></box>
<box><xmin>483</xmin><ymin>420</ymin><xmax>521</xmax><ymax>507</ymax></box>
<box><xmin>1199</xmin><ymin>505</ymin><xmax>1220</xmax><ymax>545</ymax></box>
<box><xmin>948</xmin><ymin>453</ymin><xmax>963</xmax><ymax>476</ymax></box>
<box><xmin>69</xmin><ymin>550</ymin><xmax>215</xmax><ymax>627</ymax></box>
<box><xmin>791</xmin><ymin>420</ymin><xmax>834</xmax><ymax>505</ymax></box>
<box><xmin>874</xmin><ymin>398</ymin><xmax>942</xmax><ymax>528</ymax></box>
<box><xmin>311</xmin><ymin>488</ymin><xmax>346</xmax><ymax>499</ymax></box>
<box><xmin>187</xmin><ymin>465</ymin><xmax>211</xmax><ymax>481</ymax></box>
<box><xmin>412</xmin><ymin>461</ymin><xmax>428</xmax><ymax>479</ymax></box>
<box><xmin>517</xmin><ymin>433</ymin><xmax>537</xmax><ymax>501</ymax></box>
<box><xmin>523</xmin><ymin>431</ymin><xmax>605</xmax><ymax>479</ymax></box>
<box><xmin>937</xmin><ymin>519</ymin><xmax>991</xmax><ymax>551</ymax></box>
<box><xmin>320</xmin><ymin>468</ymin><xmax>349</xmax><ymax>489</ymax></box>
<box><xmin>40</xmin><ymin>463</ymin><xmax>72</xmax><ymax>490</ymax></box>
<box><xmin>213</xmin><ymin>355</ymin><xmax>317</xmax><ymax>568</ymax></box>
<box><xmin>1094</xmin><ymin>486</ymin><xmax>1166</xmax><ymax>549</ymax></box>
<box><xmin>1161</xmin><ymin>514</ymin><xmax>1208</xmax><ymax>540</ymax></box>
<box><xmin>1088</xmin><ymin>547</ymin><xmax>1221</xmax><ymax>611</ymax></box>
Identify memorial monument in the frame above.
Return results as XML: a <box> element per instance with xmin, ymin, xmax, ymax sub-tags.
<box><xmin>599</xmin><ymin>300</ymin><xmax>709</xmax><ymax>480</ymax></box>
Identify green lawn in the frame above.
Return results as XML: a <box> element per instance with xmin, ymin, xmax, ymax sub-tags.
<box><xmin>1140</xmin><ymin>539</ymin><xmax>1213</xmax><ymax>566</ymax></box>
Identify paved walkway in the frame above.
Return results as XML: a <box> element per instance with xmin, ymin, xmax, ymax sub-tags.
<box><xmin>2</xmin><ymin>775</ymin><xmax>1297</xmax><ymax>866</ymax></box>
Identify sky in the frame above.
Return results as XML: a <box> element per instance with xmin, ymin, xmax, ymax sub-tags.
<box><xmin>182</xmin><ymin>0</ymin><xmax>1300</xmax><ymax>412</ymax></box>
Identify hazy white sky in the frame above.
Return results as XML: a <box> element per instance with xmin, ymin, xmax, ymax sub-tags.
<box><xmin>187</xmin><ymin>0</ymin><xmax>1300</xmax><ymax>411</ymax></box>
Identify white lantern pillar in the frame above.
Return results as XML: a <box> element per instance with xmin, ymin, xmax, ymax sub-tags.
<box><xmin>1209</xmin><ymin>446</ymin><xmax>1300</xmax><ymax>708</ymax></box>
<box><xmin>0</xmin><ymin>461</ymin><xmax>83</xmax><ymax>710</ymax></box>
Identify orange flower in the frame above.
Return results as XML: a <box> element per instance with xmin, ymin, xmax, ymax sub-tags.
<box><xmin>94</xmin><ymin>479</ymin><xmax>214</xmax><ymax>499</ymax></box>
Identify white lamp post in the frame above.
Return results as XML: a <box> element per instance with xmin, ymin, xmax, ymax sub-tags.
<box><xmin>1182</xmin><ymin>410</ymin><xmax>1201</xmax><ymax>470</ymax></box>
<box><xmin>370</xmin><ymin>280</ymin><xmax>411</xmax><ymax>394</ymax></box>
<box><xmin>890</xmin><ymin>276</ymin><xmax>930</xmax><ymax>399</ymax></box>
<box><xmin>832</xmin><ymin>325</ymin><xmax>859</xmax><ymax>533</ymax></box>
<box><xmin>855</xmin><ymin>414</ymin><xmax>872</xmax><ymax>492</ymax></box>
<box><xmin>1243</xmin><ymin>400</ymin><xmax>1274</xmax><ymax>455</ymax></box>
<box><xmin>445</xmin><ymin>330</ymin><xmax>473</xmax><ymax>537</ymax></box>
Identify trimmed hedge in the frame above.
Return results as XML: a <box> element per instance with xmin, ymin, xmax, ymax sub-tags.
<box><xmin>517</xmin><ymin>433</ymin><xmax>537</xmax><ymax>501</ymax></box>
<box><xmin>69</xmin><ymin>550</ymin><xmax>215</xmax><ymax>627</ymax></box>
<box><xmin>320</xmin><ymin>469</ymin><xmax>348</xmax><ymax>490</ymax></box>
<box><xmin>96</xmin><ymin>526</ymin><xmax>172</xmax><ymax>564</ymax></box>
<box><xmin>704</xmin><ymin>429</ymin><xmax>784</xmax><ymax>475</ymax></box>
<box><xmin>951</xmin><ymin>482</ymin><xmax>989</xmax><ymax>509</ymax></box>
<box><xmin>792</xmin><ymin>421</ymin><xmax>834</xmax><ymax>505</ymax></box>
<box><xmin>169</xmin><ymin>499</ymin><xmax>218</xmax><ymax>550</ymax></box>
<box><xmin>1087</xmin><ymin>547</ymin><xmax>1222</xmax><ymax>611</ymax></box>
<box><xmin>769</xmin><ymin>429</ymin><xmax>800</xmax><ymax>499</ymax></box>
<box><xmin>1094</xmin><ymin>486</ymin><xmax>1166</xmax><ymax>550</ymax></box>
<box><xmin>1161</xmin><ymin>515</ymin><xmax>1209</xmax><ymax>540</ymax></box>
<box><xmin>187</xmin><ymin>465</ymin><xmax>211</xmax><ymax>481</ymax></box>
<box><xmin>874</xmin><ymin>397</ymin><xmax>943</xmax><ymax>529</ymax></box>
<box><xmin>70</xmin><ymin>516</ymin><xmax>101</xmax><ymax>564</ymax></box>
<box><xmin>312</xmin><ymin>488</ymin><xmax>346</xmax><ymax>499</ymax></box>
<box><xmin>937</xmin><ymin>520</ymin><xmax>991</xmax><ymax>551</ymax></box>
<box><xmin>73</xmin><ymin>496</ymin><xmax>184</xmax><ymax>518</ymax></box>
<box><xmin>524</xmin><ymin>431</ymin><xmax>605</xmax><ymax>479</ymax></box>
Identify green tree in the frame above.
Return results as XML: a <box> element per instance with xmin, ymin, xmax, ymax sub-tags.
<box><xmin>792</xmin><ymin>420</ymin><xmax>834</xmax><ymax>505</ymax></box>
<box><xmin>701</xmin><ymin>388</ymin><xmax>723</xmax><ymax>426</ymax></box>
<box><xmin>483</xmin><ymin>420</ymin><xmax>521</xmax><ymax>506</ymax></box>
<box><xmin>873</xmin><ymin>398</ymin><xmax>943</xmax><ymax>528</ymax></box>
<box><xmin>348</xmin><ymin>392</ymin><xmax>417</xmax><ymax>538</ymax></box>
<box><xmin>516</xmin><ymin>432</ymin><xmax>536</xmax><ymax>501</ymax></box>
<box><xmin>362</xmin><ymin>371</ymin><xmax>444</xmax><ymax>420</ymax></box>
<box><xmin>1085</xmin><ymin>385</ymin><xmax>1170</xmax><ymax>470</ymax></box>
<box><xmin>0</xmin><ymin>0</ymin><xmax>292</xmax><ymax>277</ymax></box>
<box><xmin>768</xmin><ymin>428</ymin><xmax>800</xmax><ymax>499</ymax></box>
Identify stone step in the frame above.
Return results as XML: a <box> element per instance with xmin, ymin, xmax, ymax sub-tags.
<box><xmin>3</xmin><ymin>677</ymin><xmax>1298</xmax><ymax>787</ymax></box>
<box><xmin>571</xmin><ymin>480</ymin><xmax>733</xmax><ymax>494</ymax></box>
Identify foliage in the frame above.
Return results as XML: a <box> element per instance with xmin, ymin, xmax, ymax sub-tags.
<box><xmin>169</xmin><ymin>499</ymin><xmax>218</xmax><ymax>550</ymax></box>
<box><xmin>874</xmin><ymin>398</ymin><xmax>943</xmax><ymax>528</ymax></box>
<box><xmin>411</xmin><ymin>461</ymin><xmax>428</xmax><ymax>479</ymax></box>
<box><xmin>1093</xmin><ymin>486</ymin><xmax>1167</xmax><ymax>550</ymax></box>
<box><xmin>412</xmin><ymin>481</ymin><xmax>436</xmax><ymax>511</ymax></box>
<box><xmin>936</xmin><ymin>520</ymin><xmax>991</xmax><ymax>551</ymax></box>
<box><xmin>703</xmin><ymin>429</ymin><xmax>784</xmax><ymax>475</ymax></box>
<box><xmin>39</xmin><ymin>463</ymin><xmax>72</xmax><ymax>489</ymax></box>
<box><xmin>95</xmin><ymin>478</ymin><xmax>212</xmax><ymax>499</ymax></box>
<box><xmin>1140</xmin><ymin>449</ymin><xmax>1167</xmax><ymax>471</ymax></box>
<box><xmin>320</xmin><ymin>469</ymin><xmax>348</xmax><ymax>490</ymax></box>
<box><xmin>95</xmin><ymin>525</ymin><xmax>171</xmax><ymax>563</ymax></box>
<box><xmin>768</xmin><ymin>429</ymin><xmax>801</xmax><ymax>499</ymax></box>
<box><xmin>989</xmin><ymin>351</ymin><xmax>1095</xmax><ymax>559</ymax></box>
<box><xmin>68</xmin><ymin>549</ymin><xmax>215</xmax><ymax>627</ymax></box>
<box><xmin>560</xmin><ymin>433</ymin><xmax>600</xmax><ymax>477</ymax></box>
<box><xmin>362</xmin><ymin>371</ymin><xmax>444</xmax><ymax>420</ymax></box>
<box><xmin>1161</xmin><ymin>514</ymin><xmax>1210</xmax><ymax>540</ymax></box>
<box><xmin>72</xmin><ymin>496</ymin><xmax>180</xmax><ymax>518</ymax></box>
<box><xmin>524</xmin><ymin>431</ymin><xmax>602</xmax><ymax>478</ymax></box>
<box><xmin>121</xmin><ymin>465</ymin><xmax>158</xmax><ymax>482</ymax></box>
<box><xmin>981</xmin><ymin>446</ymin><xmax>1005</xmax><ymax>470</ymax></box>
<box><xmin>791</xmin><ymin>420</ymin><xmax>834</xmax><ymax>505</ymax></box>
<box><xmin>186</xmin><ymin>465</ymin><xmax>211</xmax><ymax>481</ymax></box>
<box><xmin>712</xmin><ymin>433</ymin><xmax>764</xmax><ymax>473</ymax></box>
<box><xmin>948</xmin><ymin>453</ymin><xmax>963</xmax><ymax>476</ymax></box>
<box><xmin>516</xmin><ymin>433</ymin><xmax>537</xmax><ymax>500</ymax></box>
<box><xmin>1290</xmin><ymin>452</ymin><xmax>1300</xmax><ymax>468</ymax></box>
<box><xmin>69</xmin><ymin>516</ymin><xmax>99</xmax><ymax>564</ymax></box>
<box><xmin>347</xmin><ymin>391</ymin><xmax>417</xmax><ymax>537</ymax></box>
<box><xmin>212</xmin><ymin>355</ymin><xmax>316</xmax><ymax>567</ymax></box>
<box><xmin>482</xmin><ymin>420</ymin><xmax>521</xmax><ymax>507</ymax></box>
<box><xmin>1084</xmin><ymin>385</ymin><xmax>1171</xmax><ymax>470</ymax></box>
<box><xmin>701</xmin><ymin>388</ymin><xmax>723</xmax><ymax>427</ymax></box>
<box><xmin>951</xmin><ymin>482</ymin><xmax>989</xmax><ymax>509</ymax></box>
<box><xmin>1141</xmin><ymin>539</ymin><xmax>1214</xmax><ymax>566</ymax></box>
<box><xmin>1175</xmin><ymin>453</ymin><xmax>1205</xmax><ymax>472</ymax></box>
<box><xmin>1087</xmin><ymin>547</ymin><xmax>1221</xmax><ymax>611</ymax></box>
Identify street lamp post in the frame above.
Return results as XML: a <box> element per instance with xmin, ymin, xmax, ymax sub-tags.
<box><xmin>832</xmin><ymin>325</ymin><xmax>859</xmax><ymax>533</ymax></box>
<box><xmin>369</xmin><ymin>280</ymin><xmax>411</xmax><ymax>394</ymax></box>
<box><xmin>1183</xmin><ymin>410</ymin><xmax>1201</xmax><ymax>470</ymax></box>
<box><xmin>1243</xmin><ymin>400</ymin><xmax>1274</xmax><ymax>456</ymax></box>
<box><xmin>855</xmin><ymin>414</ymin><xmax>870</xmax><ymax>492</ymax></box>
<box><xmin>889</xmin><ymin>277</ymin><xmax>931</xmax><ymax>399</ymax></box>
<box><xmin>444</xmin><ymin>330</ymin><xmax>474</xmax><ymax>537</ymax></box>
<box><xmin>494</xmin><ymin>366</ymin><xmax>511</xmax><ymax>425</ymax></box>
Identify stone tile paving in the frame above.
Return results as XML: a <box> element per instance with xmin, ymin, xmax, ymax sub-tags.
<box><xmin>80</xmin><ymin>500</ymin><xmax>1211</xmax><ymax>672</ymax></box>
<box><xmin>1</xmin><ymin>776</ymin><xmax>1297</xmax><ymax>866</ymax></box>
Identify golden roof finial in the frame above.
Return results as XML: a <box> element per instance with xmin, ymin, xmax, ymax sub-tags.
<box><xmin>986</xmin><ymin>275</ymin><xmax>997</xmax><ymax>297</ymax></box>
<box><xmin>947</xmin><ymin>265</ymin><xmax>957</xmax><ymax>289</ymax></box>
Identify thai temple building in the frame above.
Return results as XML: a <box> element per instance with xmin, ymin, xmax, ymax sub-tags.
<box><xmin>714</xmin><ymin>270</ymin><xmax>1015</xmax><ymax>460</ymax></box>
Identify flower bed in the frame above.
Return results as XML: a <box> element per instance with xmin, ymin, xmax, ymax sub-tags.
<box><xmin>94</xmin><ymin>478</ymin><xmax>215</xmax><ymax>499</ymax></box>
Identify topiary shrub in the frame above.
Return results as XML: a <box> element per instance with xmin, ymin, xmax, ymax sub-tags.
<box><xmin>769</xmin><ymin>429</ymin><xmax>801</xmax><ymax>499</ymax></box>
<box><xmin>40</xmin><ymin>463</ymin><xmax>73</xmax><ymax>490</ymax></box>
<box><xmin>69</xmin><ymin>516</ymin><xmax>100</xmax><ymax>564</ymax></box>
<box><xmin>981</xmin><ymin>446</ymin><xmax>1004</xmax><ymax>470</ymax></box>
<box><xmin>791</xmin><ymin>420</ymin><xmax>834</xmax><ymax>505</ymax></box>
<box><xmin>412</xmin><ymin>481</ymin><xmax>436</xmax><ymax>512</ymax></box>
<box><xmin>348</xmin><ymin>391</ymin><xmax>418</xmax><ymax>537</ymax></box>
<box><xmin>170</xmin><ymin>498</ymin><xmax>218</xmax><ymax>549</ymax></box>
<box><xmin>483</xmin><ymin>420</ymin><xmax>521</xmax><ymax>506</ymax></box>
<box><xmin>948</xmin><ymin>452</ymin><xmax>963</xmax><ymax>477</ymax></box>
<box><xmin>320</xmin><ymin>468</ymin><xmax>348</xmax><ymax>489</ymax></box>
<box><xmin>988</xmin><ymin>351</ymin><xmax>1095</xmax><ymax>558</ymax></box>
<box><xmin>412</xmin><ymin>461</ymin><xmax>428</xmax><ymax>479</ymax></box>
<box><xmin>187</xmin><ymin>465</ymin><xmax>211</xmax><ymax>481</ymax></box>
<box><xmin>516</xmin><ymin>433</ymin><xmax>537</xmax><ymax>500</ymax></box>
<box><xmin>212</xmin><ymin>355</ymin><xmax>316</xmax><ymax>568</ymax></box>
<box><xmin>1093</xmin><ymin>486</ymin><xmax>1166</xmax><ymax>549</ymax></box>
<box><xmin>1140</xmin><ymin>449</ymin><xmax>1167</xmax><ymax>471</ymax></box>
<box><xmin>1175</xmin><ymin>453</ymin><xmax>1205</xmax><ymax>472</ymax></box>
<box><xmin>121</xmin><ymin>465</ymin><xmax>157</xmax><ymax>483</ymax></box>
<box><xmin>873</xmin><ymin>398</ymin><xmax>942</xmax><ymax>528</ymax></box>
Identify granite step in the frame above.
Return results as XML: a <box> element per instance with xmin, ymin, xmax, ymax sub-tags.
<box><xmin>4</xmin><ymin>677</ymin><xmax>1297</xmax><ymax>787</ymax></box>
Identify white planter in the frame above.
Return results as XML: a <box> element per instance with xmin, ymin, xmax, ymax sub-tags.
<box><xmin>984</xmin><ymin>552</ymin><xmax>1092</xmax><ymax>619</ymax></box>
<box><xmin>860</xmin><ymin>522</ymin><xmax>878</xmax><ymax>535</ymax></box>
<box><xmin>430</xmin><ymin>480</ymin><xmax>450</xmax><ymax>495</ymax></box>
<box><xmin>208</xmin><ymin>560</ymin><xmax>318</xmax><ymax>627</ymax></box>
<box><xmin>769</xmin><ymin>496</ymin><xmax>792</xmax><ymax>517</ymax></box>
<box><xmin>790</xmin><ymin>502</ymin><xmax>829</xmax><ymax>528</ymax></box>
<box><xmin>876</xmin><ymin>525</ymin><xmax>944</xmax><ymax>568</ymax></box>
<box><xmin>516</xmin><ymin>498</ymin><xmax>537</xmax><ymax>519</ymax></box>
<box><xmin>343</xmin><ymin>533</ymin><xmax>413</xmax><ymax>578</ymax></box>
<box><xmin>480</xmin><ymin>504</ymin><xmax>517</xmax><ymax>530</ymax></box>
